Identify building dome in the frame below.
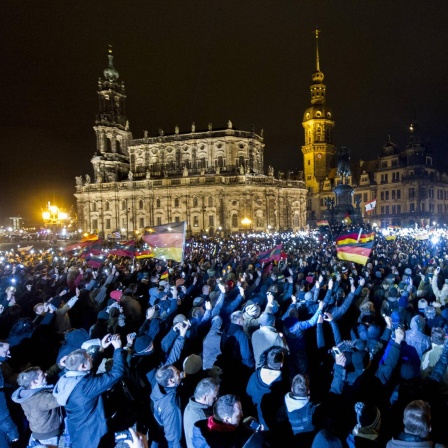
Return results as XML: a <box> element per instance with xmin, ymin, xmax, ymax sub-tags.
<box><xmin>303</xmin><ymin>104</ymin><xmax>333</xmax><ymax>122</ymax></box>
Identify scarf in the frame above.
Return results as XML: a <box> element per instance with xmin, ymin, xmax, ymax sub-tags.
<box><xmin>206</xmin><ymin>416</ymin><xmax>237</xmax><ymax>433</ymax></box>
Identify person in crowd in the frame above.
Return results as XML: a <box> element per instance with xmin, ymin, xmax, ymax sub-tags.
<box><xmin>11</xmin><ymin>366</ymin><xmax>64</xmax><ymax>447</ymax></box>
<box><xmin>53</xmin><ymin>333</ymin><xmax>125</xmax><ymax>448</ymax></box>
<box><xmin>183</xmin><ymin>377</ymin><xmax>220</xmax><ymax>448</ymax></box>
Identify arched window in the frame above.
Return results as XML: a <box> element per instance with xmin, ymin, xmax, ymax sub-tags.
<box><xmin>174</xmin><ymin>197</ymin><xmax>180</xmax><ymax>208</ymax></box>
<box><xmin>232</xmin><ymin>214</ymin><xmax>238</xmax><ymax>228</ymax></box>
<box><xmin>105</xmin><ymin>201</ymin><xmax>110</xmax><ymax>211</ymax></box>
<box><xmin>156</xmin><ymin>199</ymin><xmax>161</xmax><ymax>208</ymax></box>
<box><xmin>92</xmin><ymin>202</ymin><xmax>97</xmax><ymax>212</ymax></box>
<box><xmin>121</xmin><ymin>200</ymin><xmax>126</xmax><ymax>211</ymax></box>
<box><xmin>193</xmin><ymin>197</ymin><xmax>198</xmax><ymax>208</ymax></box>
<box><xmin>139</xmin><ymin>199</ymin><xmax>144</xmax><ymax>210</ymax></box>
<box><xmin>208</xmin><ymin>196</ymin><xmax>213</xmax><ymax>207</ymax></box>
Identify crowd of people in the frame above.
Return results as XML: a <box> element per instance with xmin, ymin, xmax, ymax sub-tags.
<box><xmin>0</xmin><ymin>226</ymin><xmax>448</xmax><ymax>448</ymax></box>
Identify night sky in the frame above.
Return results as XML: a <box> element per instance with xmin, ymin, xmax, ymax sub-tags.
<box><xmin>2</xmin><ymin>1</ymin><xmax>448</xmax><ymax>226</ymax></box>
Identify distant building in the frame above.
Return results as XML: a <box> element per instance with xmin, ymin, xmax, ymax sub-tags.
<box><xmin>302</xmin><ymin>32</ymin><xmax>448</xmax><ymax>229</ymax></box>
<box><xmin>74</xmin><ymin>49</ymin><xmax>307</xmax><ymax>238</ymax></box>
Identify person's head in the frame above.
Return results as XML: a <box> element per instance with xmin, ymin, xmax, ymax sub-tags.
<box><xmin>5</xmin><ymin>286</ymin><xmax>16</xmax><ymax>296</ymax></box>
<box><xmin>64</xmin><ymin>349</ymin><xmax>93</xmax><ymax>372</ymax></box>
<box><xmin>194</xmin><ymin>377</ymin><xmax>220</xmax><ymax>407</ymax></box>
<box><xmin>213</xmin><ymin>394</ymin><xmax>243</xmax><ymax>427</ymax></box>
<box><xmin>430</xmin><ymin>327</ymin><xmax>445</xmax><ymax>346</ymax></box>
<box><xmin>403</xmin><ymin>400</ymin><xmax>431</xmax><ymax>439</ymax></box>
<box><xmin>261</xmin><ymin>346</ymin><xmax>286</xmax><ymax>371</ymax></box>
<box><xmin>33</xmin><ymin>303</ymin><xmax>45</xmax><ymax>315</ymax></box>
<box><xmin>155</xmin><ymin>365</ymin><xmax>182</xmax><ymax>388</ymax></box>
<box><xmin>0</xmin><ymin>341</ymin><xmax>11</xmax><ymax>362</ymax></box>
<box><xmin>17</xmin><ymin>367</ymin><xmax>47</xmax><ymax>389</ymax></box>
<box><xmin>291</xmin><ymin>373</ymin><xmax>309</xmax><ymax>398</ymax></box>
<box><xmin>230</xmin><ymin>310</ymin><xmax>244</xmax><ymax>326</ymax></box>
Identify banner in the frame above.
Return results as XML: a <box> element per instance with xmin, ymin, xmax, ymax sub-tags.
<box><xmin>257</xmin><ymin>244</ymin><xmax>286</xmax><ymax>263</ymax></box>
<box><xmin>365</xmin><ymin>199</ymin><xmax>377</xmax><ymax>212</ymax></box>
<box><xmin>336</xmin><ymin>232</ymin><xmax>375</xmax><ymax>265</ymax></box>
<box><xmin>109</xmin><ymin>240</ymin><xmax>135</xmax><ymax>258</ymax></box>
<box><xmin>317</xmin><ymin>219</ymin><xmax>330</xmax><ymax>227</ymax></box>
<box><xmin>141</xmin><ymin>221</ymin><xmax>186</xmax><ymax>262</ymax></box>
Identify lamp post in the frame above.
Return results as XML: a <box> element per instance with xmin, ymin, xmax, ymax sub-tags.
<box><xmin>42</xmin><ymin>202</ymin><xmax>69</xmax><ymax>243</ymax></box>
<box><xmin>241</xmin><ymin>217</ymin><xmax>251</xmax><ymax>233</ymax></box>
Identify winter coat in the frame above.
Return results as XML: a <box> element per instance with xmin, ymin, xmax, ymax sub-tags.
<box><xmin>150</xmin><ymin>383</ymin><xmax>182</xmax><ymax>448</ymax></box>
<box><xmin>183</xmin><ymin>397</ymin><xmax>213</xmax><ymax>448</ymax></box>
<box><xmin>246</xmin><ymin>368</ymin><xmax>287</xmax><ymax>431</ymax></box>
<box><xmin>220</xmin><ymin>322</ymin><xmax>254</xmax><ymax>370</ymax></box>
<box><xmin>386</xmin><ymin>432</ymin><xmax>433</xmax><ymax>447</ymax></box>
<box><xmin>11</xmin><ymin>385</ymin><xmax>63</xmax><ymax>440</ymax></box>
<box><xmin>53</xmin><ymin>348</ymin><xmax>125</xmax><ymax>448</ymax></box>
<box><xmin>251</xmin><ymin>326</ymin><xmax>288</xmax><ymax>369</ymax></box>
<box><xmin>431</xmin><ymin>274</ymin><xmax>448</xmax><ymax>306</ymax></box>
<box><xmin>202</xmin><ymin>316</ymin><xmax>222</xmax><ymax>369</ymax></box>
<box><xmin>282</xmin><ymin>392</ymin><xmax>317</xmax><ymax>435</ymax></box>
<box><xmin>405</xmin><ymin>316</ymin><xmax>431</xmax><ymax>359</ymax></box>
<box><xmin>0</xmin><ymin>365</ymin><xmax>19</xmax><ymax>444</ymax></box>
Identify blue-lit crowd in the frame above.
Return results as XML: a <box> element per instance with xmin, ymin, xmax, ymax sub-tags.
<box><xmin>0</xmin><ymin>227</ymin><xmax>448</xmax><ymax>448</ymax></box>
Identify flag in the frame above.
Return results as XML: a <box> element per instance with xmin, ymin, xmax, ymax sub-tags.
<box><xmin>336</xmin><ymin>232</ymin><xmax>375</xmax><ymax>265</ymax></box>
<box><xmin>141</xmin><ymin>221</ymin><xmax>186</xmax><ymax>262</ymax></box>
<box><xmin>385</xmin><ymin>235</ymin><xmax>397</xmax><ymax>241</ymax></box>
<box><xmin>343</xmin><ymin>213</ymin><xmax>352</xmax><ymax>226</ymax></box>
<box><xmin>79</xmin><ymin>240</ymin><xmax>105</xmax><ymax>259</ymax></box>
<box><xmin>415</xmin><ymin>233</ymin><xmax>429</xmax><ymax>241</ymax></box>
<box><xmin>257</xmin><ymin>244</ymin><xmax>284</xmax><ymax>263</ymax></box>
<box><xmin>135</xmin><ymin>249</ymin><xmax>154</xmax><ymax>259</ymax></box>
<box><xmin>81</xmin><ymin>233</ymin><xmax>99</xmax><ymax>243</ymax></box>
<box><xmin>365</xmin><ymin>199</ymin><xmax>376</xmax><ymax>212</ymax></box>
<box><xmin>317</xmin><ymin>219</ymin><xmax>330</xmax><ymax>227</ymax></box>
<box><xmin>109</xmin><ymin>240</ymin><xmax>135</xmax><ymax>258</ymax></box>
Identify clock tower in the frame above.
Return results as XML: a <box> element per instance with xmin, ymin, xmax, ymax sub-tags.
<box><xmin>301</xmin><ymin>31</ymin><xmax>335</xmax><ymax>194</ymax></box>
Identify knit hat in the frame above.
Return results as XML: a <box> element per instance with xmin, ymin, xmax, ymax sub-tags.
<box><xmin>259</xmin><ymin>313</ymin><xmax>275</xmax><ymax>327</ymax></box>
<box><xmin>304</xmin><ymin>291</ymin><xmax>313</xmax><ymax>301</ymax></box>
<box><xmin>193</xmin><ymin>297</ymin><xmax>204</xmax><ymax>307</ymax></box>
<box><xmin>244</xmin><ymin>303</ymin><xmax>261</xmax><ymax>318</ymax></box>
<box><xmin>367</xmin><ymin>324</ymin><xmax>381</xmax><ymax>340</ymax></box>
<box><xmin>173</xmin><ymin>314</ymin><xmax>187</xmax><ymax>325</ymax></box>
<box><xmin>354</xmin><ymin>402</ymin><xmax>381</xmax><ymax>430</ymax></box>
<box><xmin>391</xmin><ymin>311</ymin><xmax>401</xmax><ymax>325</ymax></box>
<box><xmin>134</xmin><ymin>335</ymin><xmax>153</xmax><ymax>354</ymax></box>
<box><xmin>424</xmin><ymin>306</ymin><xmax>436</xmax><ymax>320</ymax></box>
<box><xmin>97</xmin><ymin>310</ymin><xmax>110</xmax><ymax>321</ymax></box>
<box><xmin>418</xmin><ymin>299</ymin><xmax>428</xmax><ymax>312</ymax></box>
<box><xmin>81</xmin><ymin>338</ymin><xmax>101</xmax><ymax>355</ymax></box>
<box><xmin>110</xmin><ymin>290</ymin><xmax>122</xmax><ymax>301</ymax></box>
<box><xmin>183</xmin><ymin>354</ymin><xmax>202</xmax><ymax>375</ymax></box>
<box><xmin>375</xmin><ymin>271</ymin><xmax>382</xmax><ymax>279</ymax></box>
<box><xmin>404</xmin><ymin>268</ymin><xmax>412</xmax><ymax>276</ymax></box>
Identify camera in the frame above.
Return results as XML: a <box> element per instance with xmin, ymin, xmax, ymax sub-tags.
<box><xmin>249</xmin><ymin>420</ymin><xmax>262</xmax><ymax>432</ymax></box>
<box><xmin>114</xmin><ymin>429</ymin><xmax>132</xmax><ymax>443</ymax></box>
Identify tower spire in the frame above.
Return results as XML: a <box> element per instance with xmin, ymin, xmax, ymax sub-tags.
<box><xmin>315</xmin><ymin>29</ymin><xmax>320</xmax><ymax>72</ymax></box>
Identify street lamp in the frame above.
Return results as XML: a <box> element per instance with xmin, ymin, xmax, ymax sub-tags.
<box><xmin>42</xmin><ymin>202</ymin><xmax>69</xmax><ymax>243</ymax></box>
<box><xmin>241</xmin><ymin>217</ymin><xmax>251</xmax><ymax>232</ymax></box>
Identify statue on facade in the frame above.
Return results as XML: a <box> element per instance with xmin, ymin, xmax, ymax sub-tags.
<box><xmin>183</xmin><ymin>166</ymin><xmax>188</xmax><ymax>177</ymax></box>
<box><xmin>268</xmin><ymin>165</ymin><xmax>274</xmax><ymax>176</ymax></box>
<box><xmin>191</xmin><ymin>122</ymin><xmax>196</xmax><ymax>132</ymax></box>
<box><xmin>260</xmin><ymin>128</ymin><xmax>264</xmax><ymax>138</ymax></box>
<box><xmin>146</xmin><ymin>169</ymin><xmax>151</xmax><ymax>179</ymax></box>
<box><xmin>239</xmin><ymin>165</ymin><xmax>244</xmax><ymax>175</ymax></box>
<box><xmin>85</xmin><ymin>174</ymin><xmax>91</xmax><ymax>185</ymax></box>
<box><xmin>144</xmin><ymin>130</ymin><xmax>148</xmax><ymax>138</ymax></box>
<box><xmin>175</xmin><ymin>125</ymin><xmax>179</xmax><ymax>135</ymax></box>
<box><xmin>246</xmin><ymin>165</ymin><xmax>250</xmax><ymax>174</ymax></box>
<box><xmin>128</xmin><ymin>171</ymin><xmax>133</xmax><ymax>181</ymax></box>
<box><xmin>164</xmin><ymin>169</ymin><xmax>168</xmax><ymax>178</ymax></box>
<box><xmin>75</xmin><ymin>176</ymin><xmax>83</xmax><ymax>186</ymax></box>
<box><xmin>200</xmin><ymin>167</ymin><xmax>205</xmax><ymax>175</ymax></box>
<box><xmin>337</xmin><ymin>146</ymin><xmax>351</xmax><ymax>182</ymax></box>
<box><xmin>227</xmin><ymin>120</ymin><xmax>232</xmax><ymax>129</ymax></box>
<box><xmin>216</xmin><ymin>166</ymin><xmax>220</xmax><ymax>175</ymax></box>
<box><xmin>125</xmin><ymin>120</ymin><xmax>130</xmax><ymax>131</ymax></box>
<box><xmin>208</xmin><ymin>122</ymin><xmax>213</xmax><ymax>131</ymax></box>
<box><xmin>159</xmin><ymin>128</ymin><xmax>164</xmax><ymax>136</ymax></box>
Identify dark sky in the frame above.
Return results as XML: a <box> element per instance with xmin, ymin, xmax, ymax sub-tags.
<box><xmin>2</xmin><ymin>1</ymin><xmax>448</xmax><ymax>225</ymax></box>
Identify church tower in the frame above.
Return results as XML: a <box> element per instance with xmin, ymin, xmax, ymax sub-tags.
<box><xmin>301</xmin><ymin>31</ymin><xmax>335</xmax><ymax>194</ymax></box>
<box><xmin>92</xmin><ymin>47</ymin><xmax>132</xmax><ymax>183</ymax></box>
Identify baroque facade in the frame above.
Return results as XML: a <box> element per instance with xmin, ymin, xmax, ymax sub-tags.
<box><xmin>74</xmin><ymin>49</ymin><xmax>307</xmax><ymax>238</ymax></box>
<box><xmin>303</xmin><ymin>32</ymin><xmax>448</xmax><ymax>229</ymax></box>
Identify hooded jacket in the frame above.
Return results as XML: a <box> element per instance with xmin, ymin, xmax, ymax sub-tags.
<box><xmin>283</xmin><ymin>392</ymin><xmax>317</xmax><ymax>435</ymax></box>
<box><xmin>11</xmin><ymin>385</ymin><xmax>63</xmax><ymax>440</ymax></box>
<box><xmin>183</xmin><ymin>397</ymin><xmax>213</xmax><ymax>448</ymax></box>
<box><xmin>405</xmin><ymin>316</ymin><xmax>431</xmax><ymax>359</ymax></box>
<box><xmin>202</xmin><ymin>316</ymin><xmax>222</xmax><ymax>369</ymax></box>
<box><xmin>53</xmin><ymin>348</ymin><xmax>125</xmax><ymax>448</ymax></box>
